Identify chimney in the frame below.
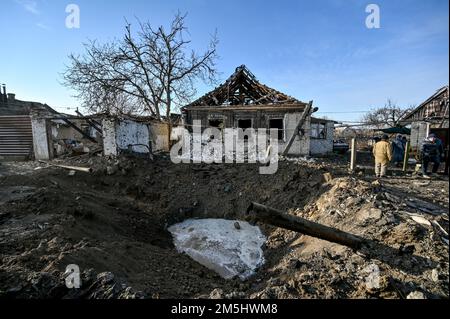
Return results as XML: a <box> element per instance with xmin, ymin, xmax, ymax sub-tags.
<box><xmin>1</xmin><ymin>84</ymin><xmax>5</xmax><ymax>103</ymax></box>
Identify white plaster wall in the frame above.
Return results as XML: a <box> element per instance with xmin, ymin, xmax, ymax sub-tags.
<box><xmin>102</xmin><ymin>118</ymin><xmax>150</xmax><ymax>156</ymax></box>
<box><xmin>310</xmin><ymin>122</ymin><xmax>334</xmax><ymax>155</ymax></box>
<box><xmin>116</xmin><ymin>120</ymin><xmax>149</xmax><ymax>153</ymax></box>
<box><xmin>102</xmin><ymin>118</ymin><xmax>118</xmax><ymax>156</ymax></box>
<box><xmin>277</xmin><ymin>112</ymin><xmax>310</xmax><ymax>156</ymax></box>
<box><xmin>31</xmin><ymin>118</ymin><xmax>51</xmax><ymax>160</ymax></box>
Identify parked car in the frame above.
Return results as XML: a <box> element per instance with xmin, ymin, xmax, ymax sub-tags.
<box><xmin>333</xmin><ymin>140</ymin><xmax>350</xmax><ymax>154</ymax></box>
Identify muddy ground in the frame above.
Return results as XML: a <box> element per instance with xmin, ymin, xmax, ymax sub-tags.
<box><xmin>0</xmin><ymin>153</ymin><xmax>448</xmax><ymax>299</ymax></box>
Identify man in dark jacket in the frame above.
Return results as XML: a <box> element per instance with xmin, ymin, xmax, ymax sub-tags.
<box><xmin>392</xmin><ymin>134</ymin><xmax>405</xmax><ymax>167</ymax></box>
<box><xmin>420</xmin><ymin>134</ymin><xmax>444</xmax><ymax>178</ymax></box>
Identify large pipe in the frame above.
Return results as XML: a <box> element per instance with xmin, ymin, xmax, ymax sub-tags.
<box><xmin>246</xmin><ymin>202</ymin><xmax>366</xmax><ymax>250</ymax></box>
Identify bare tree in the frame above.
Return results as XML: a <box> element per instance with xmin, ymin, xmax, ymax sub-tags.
<box><xmin>361</xmin><ymin>99</ymin><xmax>414</xmax><ymax>129</ymax></box>
<box><xmin>63</xmin><ymin>12</ymin><xmax>218</xmax><ymax>120</ymax></box>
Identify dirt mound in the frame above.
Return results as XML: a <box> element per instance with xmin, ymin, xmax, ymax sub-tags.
<box><xmin>247</xmin><ymin>177</ymin><xmax>448</xmax><ymax>299</ymax></box>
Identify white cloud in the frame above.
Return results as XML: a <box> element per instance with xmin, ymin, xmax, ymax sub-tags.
<box><xmin>36</xmin><ymin>22</ymin><xmax>50</xmax><ymax>30</ymax></box>
<box><xmin>15</xmin><ymin>0</ymin><xmax>40</xmax><ymax>15</ymax></box>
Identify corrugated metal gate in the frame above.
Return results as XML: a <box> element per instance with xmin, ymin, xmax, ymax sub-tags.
<box><xmin>0</xmin><ymin>115</ymin><xmax>33</xmax><ymax>160</ymax></box>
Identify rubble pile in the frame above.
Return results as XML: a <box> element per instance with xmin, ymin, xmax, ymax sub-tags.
<box><xmin>245</xmin><ymin>177</ymin><xmax>449</xmax><ymax>299</ymax></box>
<box><xmin>1</xmin><ymin>268</ymin><xmax>144</xmax><ymax>299</ymax></box>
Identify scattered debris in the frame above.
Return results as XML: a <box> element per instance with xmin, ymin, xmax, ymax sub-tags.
<box><xmin>407</xmin><ymin>291</ymin><xmax>427</xmax><ymax>299</ymax></box>
<box><xmin>410</xmin><ymin>215</ymin><xmax>432</xmax><ymax>227</ymax></box>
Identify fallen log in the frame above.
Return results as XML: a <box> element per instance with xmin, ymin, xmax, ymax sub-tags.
<box><xmin>246</xmin><ymin>202</ymin><xmax>367</xmax><ymax>250</ymax></box>
<box><xmin>38</xmin><ymin>160</ymin><xmax>92</xmax><ymax>173</ymax></box>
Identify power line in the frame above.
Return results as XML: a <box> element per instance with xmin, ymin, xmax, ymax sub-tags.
<box><xmin>316</xmin><ymin>111</ymin><xmax>370</xmax><ymax>114</ymax></box>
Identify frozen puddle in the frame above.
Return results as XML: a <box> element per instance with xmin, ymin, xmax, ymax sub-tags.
<box><xmin>168</xmin><ymin>218</ymin><xmax>266</xmax><ymax>280</ymax></box>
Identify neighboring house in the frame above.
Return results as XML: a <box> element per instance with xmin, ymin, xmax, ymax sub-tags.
<box><xmin>0</xmin><ymin>85</ymin><xmax>49</xmax><ymax>116</ymax></box>
<box><xmin>0</xmin><ymin>83</ymin><xmax>103</xmax><ymax>160</ymax></box>
<box><xmin>402</xmin><ymin>86</ymin><xmax>449</xmax><ymax>154</ymax></box>
<box><xmin>0</xmin><ymin>85</ymin><xmax>49</xmax><ymax>160</ymax></box>
<box><xmin>181</xmin><ymin>65</ymin><xmax>325</xmax><ymax>156</ymax></box>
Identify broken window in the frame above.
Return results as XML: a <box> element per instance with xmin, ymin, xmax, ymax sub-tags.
<box><xmin>208</xmin><ymin>119</ymin><xmax>224</xmax><ymax>129</ymax></box>
<box><xmin>237</xmin><ymin>119</ymin><xmax>253</xmax><ymax>141</ymax></box>
<box><xmin>269</xmin><ymin>118</ymin><xmax>284</xmax><ymax>141</ymax></box>
<box><xmin>237</xmin><ymin>119</ymin><xmax>252</xmax><ymax>129</ymax></box>
<box><xmin>311</xmin><ymin>123</ymin><xmax>327</xmax><ymax>139</ymax></box>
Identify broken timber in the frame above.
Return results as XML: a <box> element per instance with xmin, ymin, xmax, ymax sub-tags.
<box><xmin>75</xmin><ymin>109</ymin><xmax>103</xmax><ymax>136</ymax></box>
<box><xmin>282</xmin><ymin>101</ymin><xmax>316</xmax><ymax>156</ymax></box>
<box><xmin>41</xmin><ymin>104</ymin><xmax>98</xmax><ymax>143</ymax></box>
<box><xmin>246</xmin><ymin>202</ymin><xmax>366</xmax><ymax>250</ymax></box>
<box><xmin>38</xmin><ymin>160</ymin><xmax>93</xmax><ymax>173</ymax></box>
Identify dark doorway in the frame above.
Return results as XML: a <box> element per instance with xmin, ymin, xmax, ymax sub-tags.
<box><xmin>269</xmin><ymin>118</ymin><xmax>284</xmax><ymax>140</ymax></box>
<box><xmin>237</xmin><ymin>119</ymin><xmax>252</xmax><ymax>141</ymax></box>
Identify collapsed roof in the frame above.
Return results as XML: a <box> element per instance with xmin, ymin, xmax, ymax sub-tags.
<box><xmin>402</xmin><ymin>85</ymin><xmax>449</xmax><ymax>122</ymax></box>
<box><xmin>185</xmin><ymin>65</ymin><xmax>305</xmax><ymax>108</ymax></box>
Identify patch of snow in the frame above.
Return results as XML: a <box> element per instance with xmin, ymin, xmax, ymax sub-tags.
<box><xmin>168</xmin><ymin>218</ymin><xmax>266</xmax><ymax>280</ymax></box>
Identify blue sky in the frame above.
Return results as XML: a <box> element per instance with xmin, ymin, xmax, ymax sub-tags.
<box><xmin>0</xmin><ymin>0</ymin><xmax>448</xmax><ymax>121</ymax></box>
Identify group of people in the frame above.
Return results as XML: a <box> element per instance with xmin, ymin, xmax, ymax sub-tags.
<box><xmin>372</xmin><ymin>133</ymin><xmax>444</xmax><ymax>178</ymax></box>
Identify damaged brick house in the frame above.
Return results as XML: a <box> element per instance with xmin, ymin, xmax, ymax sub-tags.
<box><xmin>402</xmin><ymin>85</ymin><xmax>449</xmax><ymax>172</ymax></box>
<box><xmin>181</xmin><ymin>65</ymin><xmax>335</xmax><ymax>156</ymax></box>
<box><xmin>404</xmin><ymin>86</ymin><xmax>449</xmax><ymax>149</ymax></box>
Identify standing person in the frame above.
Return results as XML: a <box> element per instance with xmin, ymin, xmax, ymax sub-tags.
<box><xmin>373</xmin><ymin>135</ymin><xmax>392</xmax><ymax>178</ymax></box>
<box><xmin>420</xmin><ymin>134</ymin><xmax>444</xmax><ymax>178</ymax></box>
<box><xmin>392</xmin><ymin>134</ymin><xmax>405</xmax><ymax>167</ymax></box>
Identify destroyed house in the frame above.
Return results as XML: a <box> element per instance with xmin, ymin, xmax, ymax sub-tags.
<box><xmin>403</xmin><ymin>86</ymin><xmax>449</xmax><ymax>155</ymax></box>
<box><xmin>181</xmin><ymin>65</ymin><xmax>315</xmax><ymax>155</ymax></box>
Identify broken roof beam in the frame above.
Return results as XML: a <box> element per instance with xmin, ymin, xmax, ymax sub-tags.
<box><xmin>185</xmin><ymin>65</ymin><xmax>306</xmax><ymax>108</ymax></box>
<box><xmin>75</xmin><ymin>110</ymin><xmax>103</xmax><ymax>136</ymax></box>
<box><xmin>246</xmin><ymin>202</ymin><xmax>366</xmax><ymax>250</ymax></box>
<box><xmin>40</xmin><ymin>104</ymin><xmax>98</xmax><ymax>143</ymax></box>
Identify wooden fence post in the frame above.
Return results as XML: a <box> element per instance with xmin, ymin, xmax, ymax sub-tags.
<box><xmin>402</xmin><ymin>141</ymin><xmax>410</xmax><ymax>172</ymax></box>
<box><xmin>350</xmin><ymin>138</ymin><xmax>356</xmax><ymax>171</ymax></box>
